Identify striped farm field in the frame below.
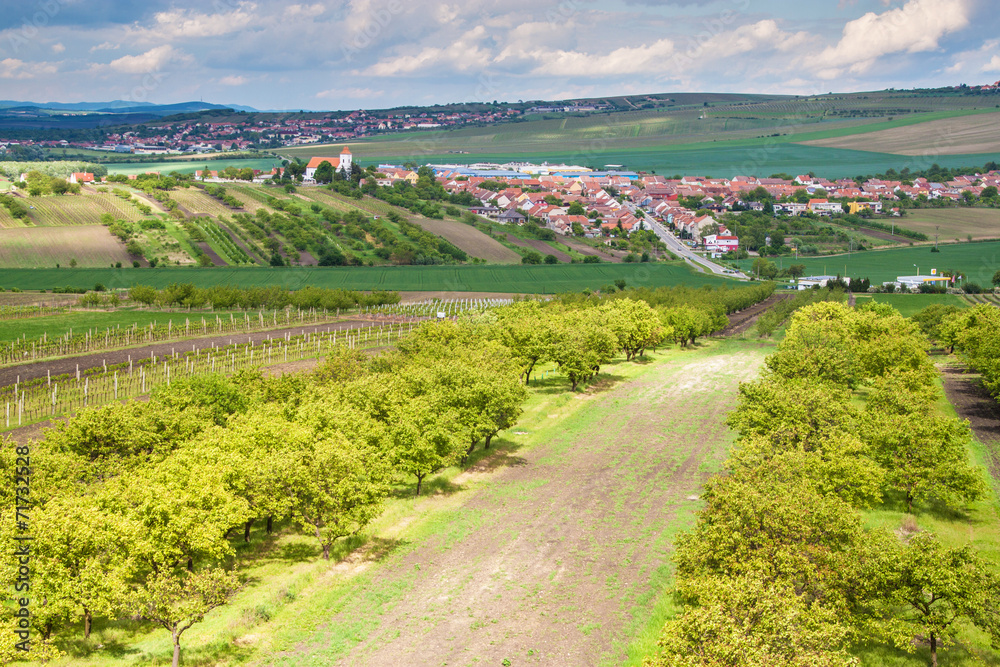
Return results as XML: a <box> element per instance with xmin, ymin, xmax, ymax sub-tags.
<box><xmin>23</xmin><ymin>193</ymin><xmax>147</xmax><ymax>226</ymax></box>
<box><xmin>0</xmin><ymin>262</ymin><xmax>729</xmax><ymax>293</ymax></box>
<box><xmin>0</xmin><ymin>226</ymin><xmax>132</xmax><ymax>268</ymax></box>
<box><xmin>900</xmin><ymin>208</ymin><xmax>1000</xmax><ymax>242</ymax></box>
<box><xmin>0</xmin><ymin>205</ymin><xmax>25</xmax><ymax>229</ymax></box>
<box><xmin>224</xmin><ymin>187</ymin><xmax>279</xmax><ymax>214</ymax></box>
<box><xmin>411</xmin><ymin>217</ymin><xmax>522</xmax><ymax>263</ymax></box>
<box><xmin>171</xmin><ymin>188</ymin><xmax>243</xmax><ymax>217</ymax></box>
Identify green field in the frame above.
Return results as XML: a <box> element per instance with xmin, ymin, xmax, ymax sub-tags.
<box><xmin>0</xmin><ymin>309</ymin><xmax>249</xmax><ymax>343</ymax></box>
<box><xmin>852</xmin><ymin>292</ymin><xmax>971</xmax><ymax>317</ymax></box>
<box><xmin>0</xmin><ymin>263</ymin><xmax>728</xmax><ymax>294</ymax></box>
<box><xmin>105</xmin><ymin>158</ymin><xmax>280</xmax><ymax>176</ymax></box>
<box><xmin>742</xmin><ymin>241</ymin><xmax>1000</xmax><ymax>285</ymax></box>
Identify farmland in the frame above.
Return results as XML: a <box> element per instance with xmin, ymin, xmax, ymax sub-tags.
<box><xmin>280</xmin><ymin>99</ymin><xmax>1000</xmax><ymax>178</ymax></box>
<box><xmin>800</xmin><ymin>112</ymin><xmax>1000</xmax><ymax>156</ymax></box>
<box><xmin>0</xmin><ymin>225</ymin><xmax>132</xmax><ymax>268</ymax></box>
<box><xmin>401</xmin><ymin>216</ymin><xmax>522</xmax><ymax>263</ymax></box>
<box><xmin>21</xmin><ymin>192</ymin><xmax>148</xmax><ymax>226</ymax></box>
<box><xmin>104</xmin><ymin>157</ymin><xmax>281</xmax><ymax>176</ymax></box>
<box><xmin>0</xmin><ymin>262</ymin><xmax>728</xmax><ymax>293</ymax></box>
<box><xmin>739</xmin><ymin>240</ymin><xmax>1000</xmax><ymax>285</ymax></box>
<box><xmin>899</xmin><ymin>208</ymin><xmax>1000</xmax><ymax>242</ymax></box>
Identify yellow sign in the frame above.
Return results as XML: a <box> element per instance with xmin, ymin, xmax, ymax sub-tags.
<box><xmin>931</xmin><ymin>268</ymin><xmax>937</xmax><ymax>275</ymax></box>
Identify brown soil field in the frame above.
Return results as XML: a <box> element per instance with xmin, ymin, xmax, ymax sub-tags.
<box><xmin>899</xmin><ymin>208</ymin><xmax>1000</xmax><ymax>241</ymax></box>
<box><xmin>505</xmin><ymin>234</ymin><xmax>572</xmax><ymax>262</ymax></box>
<box><xmin>0</xmin><ymin>225</ymin><xmax>132</xmax><ymax>268</ymax></box>
<box><xmin>940</xmin><ymin>362</ymin><xmax>1000</xmax><ymax>484</ymax></box>
<box><xmin>413</xmin><ymin>218</ymin><xmax>522</xmax><ymax>263</ymax></box>
<box><xmin>800</xmin><ymin>112</ymin><xmax>1000</xmax><ymax>155</ymax></box>
<box><xmin>276</xmin><ymin>343</ymin><xmax>768</xmax><ymax>666</ymax></box>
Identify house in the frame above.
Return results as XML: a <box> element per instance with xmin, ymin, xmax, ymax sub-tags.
<box><xmin>847</xmin><ymin>201</ymin><xmax>883</xmax><ymax>215</ymax></box>
<box><xmin>808</xmin><ymin>198</ymin><xmax>843</xmax><ymax>215</ymax></box>
<box><xmin>497</xmin><ymin>209</ymin><xmax>526</xmax><ymax>225</ymax></box>
<box><xmin>469</xmin><ymin>206</ymin><xmax>501</xmax><ymax>218</ymax></box>
<box><xmin>69</xmin><ymin>172</ymin><xmax>94</xmax><ymax>184</ymax></box>
<box><xmin>775</xmin><ymin>202</ymin><xmax>808</xmax><ymax>216</ymax></box>
<box><xmin>703</xmin><ymin>234</ymin><xmax>739</xmax><ymax>253</ymax></box>
<box><xmin>304</xmin><ymin>146</ymin><xmax>353</xmax><ymax>179</ymax></box>
<box><xmin>894</xmin><ymin>273</ymin><xmax>952</xmax><ymax>290</ymax></box>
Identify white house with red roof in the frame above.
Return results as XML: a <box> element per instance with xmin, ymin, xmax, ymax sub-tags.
<box><xmin>69</xmin><ymin>172</ymin><xmax>94</xmax><ymax>184</ymax></box>
<box><xmin>304</xmin><ymin>146</ymin><xmax>353</xmax><ymax>179</ymax></box>
<box><xmin>703</xmin><ymin>234</ymin><xmax>739</xmax><ymax>253</ymax></box>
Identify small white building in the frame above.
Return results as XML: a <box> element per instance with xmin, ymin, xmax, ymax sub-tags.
<box><xmin>798</xmin><ymin>275</ymin><xmax>842</xmax><ymax>290</ymax></box>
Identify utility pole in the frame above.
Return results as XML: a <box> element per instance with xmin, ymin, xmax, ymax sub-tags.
<box><xmin>935</xmin><ymin>225</ymin><xmax>939</xmax><ymax>251</ymax></box>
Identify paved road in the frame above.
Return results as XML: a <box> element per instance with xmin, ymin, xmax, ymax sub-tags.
<box><xmin>630</xmin><ymin>206</ymin><xmax>748</xmax><ymax>279</ymax></box>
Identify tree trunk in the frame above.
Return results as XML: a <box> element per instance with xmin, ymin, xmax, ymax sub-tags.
<box><xmin>84</xmin><ymin>608</ymin><xmax>92</xmax><ymax>639</ymax></box>
<box><xmin>930</xmin><ymin>631</ymin><xmax>938</xmax><ymax>667</ymax></box>
<box><xmin>223</xmin><ymin>527</ymin><xmax>235</xmax><ymax>540</ymax></box>
<box><xmin>172</xmin><ymin>630</ymin><xmax>181</xmax><ymax>667</ymax></box>
<box><xmin>907</xmin><ymin>487</ymin><xmax>914</xmax><ymax>513</ymax></box>
<box><xmin>187</xmin><ymin>557</ymin><xmax>194</xmax><ymax>572</ymax></box>
<box><xmin>244</xmin><ymin>518</ymin><xmax>254</xmax><ymax>542</ymax></box>
<box><xmin>322</xmin><ymin>543</ymin><xmax>331</xmax><ymax>560</ymax></box>
<box><xmin>416</xmin><ymin>473</ymin><xmax>425</xmax><ymax>496</ymax></box>
<box><xmin>266</xmin><ymin>516</ymin><xmax>273</xmax><ymax>534</ymax></box>
<box><xmin>485</xmin><ymin>433</ymin><xmax>493</xmax><ymax>449</ymax></box>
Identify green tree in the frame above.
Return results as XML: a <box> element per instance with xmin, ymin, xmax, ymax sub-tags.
<box><xmin>567</xmin><ymin>201</ymin><xmax>586</xmax><ymax>215</ymax></box>
<box><xmin>314</xmin><ymin>160</ymin><xmax>335</xmax><ymax>184</ymax></box>
<box><xmin>886</xmin><ymin>532</ymin><xmax>1000</xmax><ymax>667</ymax></box>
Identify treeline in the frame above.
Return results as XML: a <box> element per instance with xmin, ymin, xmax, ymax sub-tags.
<box><xmin>127</xmin><ymin>283</ymin><xmax>401</xmax><ymax>310</ymax></box>
<box><xmin>0</xmin><ymin>193</ymin><xmax>29</xmax><ymax>220</ymax></box>
<box><xmin>0</xmin><ymin>161</ymin><xmax>108</xmax><ymax>180</ymax></box>
<box><xmin>646</xmin><ymin>301</ymin><xmax>996</xmax><ymax>667</ymax></box>
<box><xmin>941</xmin><ymin>303</ymin><xmax>1000</xmax><ymax>398</ymax></box>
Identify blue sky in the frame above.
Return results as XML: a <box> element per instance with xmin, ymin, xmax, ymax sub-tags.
<box><xmin>0</xmin><ymin>0</ymin><xmax>996</xmax><ymax>110</ymax></box>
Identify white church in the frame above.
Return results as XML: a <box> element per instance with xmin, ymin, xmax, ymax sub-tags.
<box><xmin>304</xmin><ymin>146</ymin><xmax>353</xmax><ymax>180</ymax></box>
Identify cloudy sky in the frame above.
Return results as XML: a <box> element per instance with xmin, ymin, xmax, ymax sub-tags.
<box><xmin>0</xmin><ymin>0</ymin><xmax>996</xmax><ymax>110</ymax></box>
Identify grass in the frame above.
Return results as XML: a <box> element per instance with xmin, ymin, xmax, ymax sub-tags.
<box><xmin>0</xmin><ymin>262</ymin><xmax>731</xmax><ymax>294</ymax></box>
<box><xmin>852</xmin><ymin>293</ymin><xmax>971</xmax><ymax>317</ymax></box>
<box><xmin>740</xmin><ymin>240</ymin><xmax>1000</xmax><ymax>285</ymax></box>
<box><xmin>0</xmin><ymin>309</ymin><xmax>255</xmax><ymax>343</ymax></box>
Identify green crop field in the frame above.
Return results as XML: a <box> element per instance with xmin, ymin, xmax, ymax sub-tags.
<box><xmin>742</xmin><ymin>241</ymin><xmax>1000</xmax><ymax>285</ymax></box>
<box><xmin>105</xmin><ymin>157</ymin><xmax>281</xmax><ymax>176</ymax></box>
<box><xmin>852</xmin><ymin>292</ymin><xmax>970</xmax><ymax>317</ymax></box>
<box><xmin>0</xmin><ymin>309</ymin><xmax>249</xmax><ymax>343</ymax></box>
<box><xmin>0</xmin><ymin>262</ymin><xmax>728</xmax><ymax>294</ymax></box>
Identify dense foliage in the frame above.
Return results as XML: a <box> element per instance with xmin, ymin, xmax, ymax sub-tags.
<box><xmin>647</xmin><ymin>301</ymin><xmax>997</xmax><ymax>667</ymax></box>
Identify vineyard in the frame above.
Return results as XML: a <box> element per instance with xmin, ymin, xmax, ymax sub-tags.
<box><xmin>1</xmin><ymin>319</ymin><xmax>415</xmax><ymax>430</ymax></box>
<box><xmin>0</xmin><ymin>226</ymin><xmax>132</xmax><ymax>268</ymax></box>
<box><xmin>24</xmin><ymin>193</ymin><xmax>147</xmax><ymax>225</ymax></box>
<box><xmin>171</xmin><ymin>187</ymin><xmax>245</xmax><ymax>218</ymax></box>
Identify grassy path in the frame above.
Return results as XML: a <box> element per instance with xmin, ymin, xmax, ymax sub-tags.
<box><xmin>255</xmin><ymin>340</ymin><xmax>770</xmax><ymax>666</ymax></box>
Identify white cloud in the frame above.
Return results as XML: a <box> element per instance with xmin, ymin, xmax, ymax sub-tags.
<box><xmin>316</xmin><ymin>87</ymin><xmax>383</xmax><ymax>99</ymax></box>
<box><xmin>132</xmin><ymin>3</ymin><xmax>258</xmax><ymax>41</ymax></box>
<box><xmin>90</xmin><ymin>41</ymin><xmax>119</xmax><ymax>52</ymax></box>
<box><xmin>520</xmin><ymin>39</ymin><xmax>676</xmax><ymax>76</ymax></box>
<box><xmin>680</xmin><ymin>20</ymin><xmax>810</xmax><ymax>61</ymax></box>
<box><xmin>983</xmin><ymin>55</ymin><xmax>1000</xmax><ymax>73</ymax></box>
<box><xmin>0</xmin><ymin>58</ymin><xmax>56</xmax><ymax>79</ymax></box>
<box><xmin>51</xmin><ymin>43</ymin><xmax>65</xmax><ymax>54</ymax></box>
<box><xmin>363</xmin><ymin>26</ymin><xmax>493</xmax><ymax>76</ymax></box>
<box><xmin>219</xmin><ymin>75</ymin><xmax>248</xmax><ymax>86</ymax></box>
<box><xmin>287</xmin><ymin>4</ymin><xmax>326</xmax><ymax>18</ymax></box>
<box><xmin>807</xmin><ymin>0</ymin><xmax>971</xmax><ymax>77</ymax></box>
<box><xmin>105</xmin><ymin>45</ymin><xmax>188</xmax><ymax>74</ymax></box>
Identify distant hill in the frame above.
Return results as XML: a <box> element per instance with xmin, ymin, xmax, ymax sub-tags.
<box><xmin>0</xmin><ymin>100</ymin><xmax>257</xmax><ymax>115</ymax></box>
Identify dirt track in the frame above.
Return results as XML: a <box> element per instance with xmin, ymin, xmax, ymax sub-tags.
<box><xmin>939</xmin><ymin>362</ymin><xmax>1000</xmax><ymax>484</ymax></box>
<box><xmin>719</xmin><ymin>292</ymin><xmax>794</xmax><ymax>337</ymax></box>
<box><xmin>282</xmin><ymin>345</ymin><xmax>767</xmax><ymax>666</ymax></box>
